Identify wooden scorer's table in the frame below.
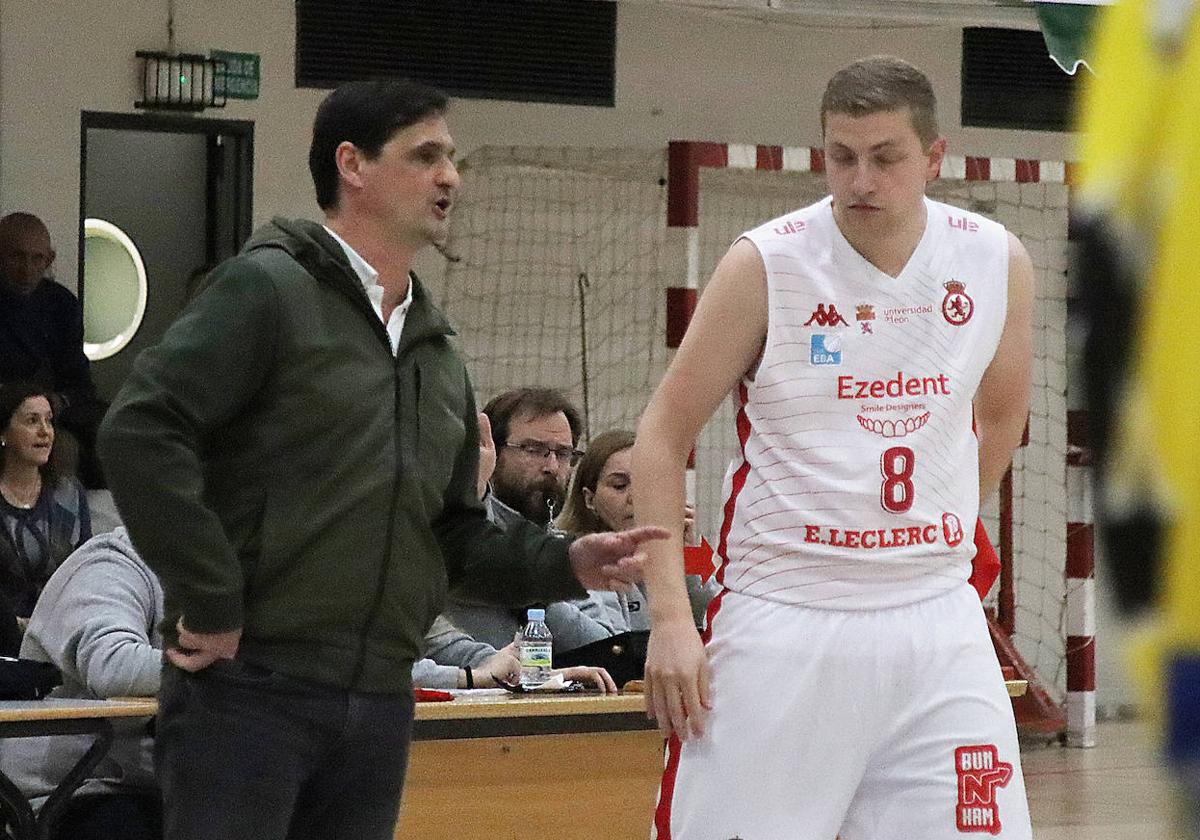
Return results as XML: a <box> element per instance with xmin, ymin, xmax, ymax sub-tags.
<box><xmin>398</xmin><ymin>693</ymin><xmax>660</xmax><ymax>840</ymax></box>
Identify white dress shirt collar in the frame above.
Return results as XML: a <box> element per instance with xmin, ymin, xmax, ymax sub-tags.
<box><xmin>323</xmin><ymin>225</ymin><xmax>412</xmax><ymax>355</ymax></box>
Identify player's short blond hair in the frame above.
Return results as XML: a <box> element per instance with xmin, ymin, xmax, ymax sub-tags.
<box><xmin>820</xmin><ymin>56</ymin><xmax>939</xmax><ymax>148</ymax></box>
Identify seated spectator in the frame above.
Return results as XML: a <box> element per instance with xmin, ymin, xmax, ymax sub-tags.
<box><xmin>0</xmin><ymin>381</ymin><xmax>91</xmax><ymax>617</ymax></box>
<box><xmin>0</xmin><ymin>212</ymin><xmax>108</xmax><ymax>488</ymax></box>
<box><xmin>412</xmin><ymin>615</ymin><xmax>521</xmax><ymax>689</ymax></box>
<box><xmin>479</xmin><ymin>388</ymin><xmax>580</xmax><ymax>528</ymax></box>
<box><xmin>443</xmin><ymin>390</ymin><xmax>614</xmax><ymax>655</ymax></box>
<box><xmin>0</xmin><ymin>527</ymin><xmax>161</xmax><ymax>840</ymax></box>
<box><xmin>413</xmin><ymin>614</ymin><xmax>616</xmax><ymax>693</ymax></box>
<box><xmin>556</xmin><ymin>429</ymin><xmax>715</xmax><ymax>632</ymax></box>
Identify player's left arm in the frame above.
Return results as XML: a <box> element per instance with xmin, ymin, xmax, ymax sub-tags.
<box><xmin>975</xmin><ymin>232</ymin><xmax>1035</xmax><ymax>502</ymax></box>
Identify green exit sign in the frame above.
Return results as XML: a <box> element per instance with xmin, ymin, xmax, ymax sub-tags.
<box><xmin>211</xmin><ymin>50</ymin><xmax>260</xmax><ymax>100</ymax></box>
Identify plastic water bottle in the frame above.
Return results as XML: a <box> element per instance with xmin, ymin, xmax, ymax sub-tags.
<box><xmin>519</xmin><ymin>608</ymin><xmax>553</xmax><ymax>688</ymax></box>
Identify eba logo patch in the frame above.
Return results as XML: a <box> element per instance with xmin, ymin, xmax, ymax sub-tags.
<box><xmin>810</xmin><ymin>334</ymin><xmax>842</xmax><ymax>366</ymax></box>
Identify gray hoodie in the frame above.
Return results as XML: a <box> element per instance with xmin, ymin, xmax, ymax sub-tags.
<box><xmin>0</xmin><ymin>527</ymin><xmax>162</xmax><ymax>805</ymax></box>
<box><xmin>584</xmin><ymin>576</ymin><xmax>719</xmax><ymax>634</ymax></box>
<box><xmin>411</xmin><ymin>615</ymin><xmax>501</xmax><ymax>688</ymax></box>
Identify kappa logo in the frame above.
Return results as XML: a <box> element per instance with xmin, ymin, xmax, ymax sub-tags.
<box><xmin>856</xmin><ymin>303</ymin><xmax>876</xmax><ymax>334</ymax></box>
<box><xmin>773</xmin><ymin>218</ymin><xmax>807</xmax><ymax>236</ymax></box>
<box><xmin>810</xmin><ymin>334</ymin><xmax>842</xmax><ymax>366</ymax></box>
<box><xmin>942</xmin><ymin>280</ymin><xmax>975</xmax><ymax>326</ymax></box>
<box><xmin>954</xmin><ymin>744</ymin><xmax>1013</xmax><ymax>834</ymax></box>
<box><xmin>804</xmin><ymin>303</ymin><xmax>849</xmax><ymax>328</ymax></box>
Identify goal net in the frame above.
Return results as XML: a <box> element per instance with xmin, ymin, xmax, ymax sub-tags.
<box><xmin>435</xmin><ymin>145</ymin><xmax>1070</xmax><ymax>725</ymax></box>
<box><xmin>433</xmin><ymin>146</ymin><xmax>671</xmax><ymax>439</ymax></box>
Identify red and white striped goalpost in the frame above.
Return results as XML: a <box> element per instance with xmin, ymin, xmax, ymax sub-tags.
<box><xmin>662</xmin><ymin>140</ymin><xmax>1094</xmax><ymax>746</ymax></box>
<box><xmin>1066</xmin><ymin>411</ymin><xmax>1097</xmax><ymax>747</ymax></box>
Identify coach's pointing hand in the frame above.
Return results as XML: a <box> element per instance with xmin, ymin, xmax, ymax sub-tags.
<box><xmin>568</xmin><ymin>525</ymin><xmax>669</xmax><ymax>591</ymax></box>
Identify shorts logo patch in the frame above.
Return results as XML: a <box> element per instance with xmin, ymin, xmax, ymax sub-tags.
<box><xmin>955</xmin><ymin>744</ymin><xmax>1013</xmax><ymax>835</ymax></box>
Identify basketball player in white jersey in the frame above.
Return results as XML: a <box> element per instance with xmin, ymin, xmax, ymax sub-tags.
<box><xmin>632</xmin><ymin>57</ymin><xmax>1035</xmax><ymax>839</ymax></box>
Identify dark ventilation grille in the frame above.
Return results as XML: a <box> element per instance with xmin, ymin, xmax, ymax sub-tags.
<box><xmin>962</xmin><ymin>27</ymin><xmax>1077</xmax><ymax>132</ymax></box>
<box><xmin>296</xmin><ymin>1</ymin><xmax>616</xmax><ymax>107</ymax></box>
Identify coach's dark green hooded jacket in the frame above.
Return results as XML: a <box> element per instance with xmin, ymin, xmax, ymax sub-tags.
<box><xmin>98</xmin><ymin>218</ymin><xmax>583</xmax><ymax>693</ymax></box>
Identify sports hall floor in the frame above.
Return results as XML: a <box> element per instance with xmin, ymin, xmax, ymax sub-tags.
<box><xmin>1025</xmin><ymin>720</ymin><xmax>1174</xmax><ymax>838</ymax></box>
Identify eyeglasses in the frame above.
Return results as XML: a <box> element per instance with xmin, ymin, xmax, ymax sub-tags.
<box><xmin>504</xmin><ymin>441</ymin><xmax>584</xmax><ymax>467</ymax></box>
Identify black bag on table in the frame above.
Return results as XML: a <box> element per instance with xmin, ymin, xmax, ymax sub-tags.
<box><xmin>554</xmin><ymin>630</ymin><xmax>650</xmax><ymax>688</ymax></box>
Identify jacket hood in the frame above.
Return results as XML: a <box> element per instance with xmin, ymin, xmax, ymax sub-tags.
<box><xmin>244</xmin><ymin>217</ymin><xmax>353</xmax><ymax>283</ymax></box>
<box><xmin>243</xmin><ymin>217</ymin><xmax>456</xmax><ymax>346</ymax></box>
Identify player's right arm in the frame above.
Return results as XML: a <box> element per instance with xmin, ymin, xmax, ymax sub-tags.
<box><xmin>633</xmin><ymin>237</ymin><xmax>768</xmax><ymax>740</ymax></box>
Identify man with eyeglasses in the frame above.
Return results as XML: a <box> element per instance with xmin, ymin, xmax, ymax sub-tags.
<box><xmin>482</xmin><ymin>387</ymin><xmax>582</xmax><ymax>528</ymax></box>
<box><xmin>442</xmin><ymin>387</ymin><xmax>615</xmax><ymax>654</ymax></box>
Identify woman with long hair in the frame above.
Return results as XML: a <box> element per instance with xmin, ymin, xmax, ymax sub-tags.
<box><xmin>558</xmin><ymin>429</ymin><xmax>712</xmax><ymax>632</ymax></box>
<box><xmin>0</xmin><ymin>381</ymin><xmax>91</xmax><ymax>617</ymax></box>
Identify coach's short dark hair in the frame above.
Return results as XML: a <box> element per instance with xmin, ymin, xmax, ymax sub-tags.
<box><xmin>821</xmin><ymin>56</ymin><xmax>939</xmax><ymax>148</ymax></box>
<box><xmin>483</xmin><ymin>388</ymin><xmax>583</xmax><ymax>448</ymax></box>
<box><xmin>308</xmin><ymin>79</ymin><xmax>450</xmax><ymax>210</ymax></box>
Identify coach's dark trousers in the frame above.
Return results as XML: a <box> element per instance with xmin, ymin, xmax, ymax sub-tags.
<box><xmin>156</xmin><ymin>660</ymin><xmax>415</xmax><ymax>840</ymax></box>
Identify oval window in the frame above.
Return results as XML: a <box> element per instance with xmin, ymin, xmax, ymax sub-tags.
<box><xmin>82</xmin><ymin>218</ymin><xmax>147</xmax><ymax>361</ymax></box>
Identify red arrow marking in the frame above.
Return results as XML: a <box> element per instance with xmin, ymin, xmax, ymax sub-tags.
<box><xmin>683</xmin><ymin>538</ymin><xmax>715</xmax><ymax>581</ymax></box>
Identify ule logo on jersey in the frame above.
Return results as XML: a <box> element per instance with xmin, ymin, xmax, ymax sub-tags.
<box><xmin>954</xmin><ymin>744</ymin><xmax>1013</xmax><ymax>834</ymax></box>
<box><xmin>942</xmin><ymin>280</ymin><xmax>974</xmax><ymax>326</ymax></box>
<box><xmin>948</xmin><ymin>215</ymin><xmax>980</xmax><ymax>233</ymax></box>
<box><xmin>773</xmin><ymin>218</ymin><xmax>806</xmax><ymax>236</ymax></box>
<box><xmin>810</xmin><ymin>334</ymin><xmax>842</xmax><ymax>366</ymax></box>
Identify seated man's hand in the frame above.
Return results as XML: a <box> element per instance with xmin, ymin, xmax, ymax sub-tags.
<box><xmin>167</xmin><ymin>619</ymin><xmax>241</xmax><ymax>672</ymax></box>
<box><xmin>474</xmin><ymin>643</ymin><xmax>520</xmax><ymax>687</ymax></box>
<box><xmin>555</xmin><ymin>665</ymin><xmax>617</xmax><ymax>694</ymax></box>
<box><xmin>476</xmin><ymin>413</ymin><xmax>497</xmax><ymax>501</ymax></box>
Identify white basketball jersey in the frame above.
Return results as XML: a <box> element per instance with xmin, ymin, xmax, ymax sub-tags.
<box><xmin>717</xmin><ymin>196</ymin><xmax>1009</xmax><ymax>609</ymax></box>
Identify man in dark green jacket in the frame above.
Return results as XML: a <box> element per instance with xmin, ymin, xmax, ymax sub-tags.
<box><xmin>98</xmin><ymin>79</ymin><xmax>665</xmax><ymax>840</ymax></box>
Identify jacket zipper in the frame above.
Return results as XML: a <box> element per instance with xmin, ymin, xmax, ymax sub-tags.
<box><xmin>348</xmin><ymin>350</ymin><xmax>417</xmax><ymax>689</ymax></box>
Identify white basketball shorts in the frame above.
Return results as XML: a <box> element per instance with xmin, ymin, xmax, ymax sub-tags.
<box><xmin>652</xmin><ymin>584</ymin><xmax>1032</xmax><ymax>839</ymax></box>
